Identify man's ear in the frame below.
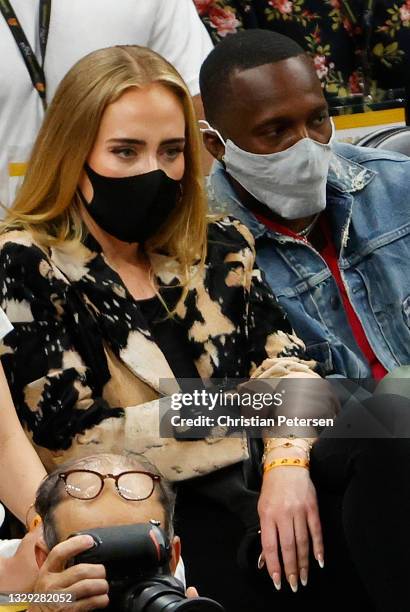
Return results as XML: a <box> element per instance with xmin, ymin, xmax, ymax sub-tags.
<box><xmin>169</xmin><ymin>535</ymin><xmax>181</xmax><ymax>574</ymax></box>
<box><xmin>34</xmin><ymin>533</ymin><xmax>49</xmax><ymax>569</ymax></box>
<box><xmin>202</xmin><ymin>132</ymin><xmax>225</xmax><ymax>163</ymax></box>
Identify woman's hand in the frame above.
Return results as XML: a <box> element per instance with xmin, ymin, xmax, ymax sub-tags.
<box><xmin>257</xmin><ymin>448</ymin><xmax>324</xmax><ymax>593</ymax></box>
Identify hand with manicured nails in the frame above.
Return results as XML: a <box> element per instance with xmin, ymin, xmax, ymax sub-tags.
<box><xmin>257</xmin><ymin>447</ymin><xmax>324</xmax><ymax>593</ymax></box>
<box><xmin>28</xmin><ymin>535</ymin><xmax>109</xmax><ymax>611</ymax></box>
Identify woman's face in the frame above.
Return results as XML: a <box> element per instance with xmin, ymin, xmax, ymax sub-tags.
<box><xmin>79</xmin><ymin>83</ymin><xmax>186</xmax><ymax>201</ymax></box>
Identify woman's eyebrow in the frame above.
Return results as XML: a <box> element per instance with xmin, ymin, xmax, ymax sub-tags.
<box><xmin>106</xmin><ymin>137</ymin><xmax>185</xmax><ymax>145</ymax></box>
<box><xmin>107</xmin><ymin>137</ymin><xmax>145</xmax><ymax>145</ymax></box>
<box><xmin>160</xmin><ymin>138</ymin><xmax>186</xmax><ymax>145</ymax></box>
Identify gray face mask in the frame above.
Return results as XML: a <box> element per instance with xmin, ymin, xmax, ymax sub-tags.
<box><xmin>200</xmin><ymin>120</ymin><xmax>335</xmax><ymax>220</ymax></box>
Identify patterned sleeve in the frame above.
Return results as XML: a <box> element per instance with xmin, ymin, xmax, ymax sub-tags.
<box><xmin>0</xmin><ymin>238</ymin><xmax>123</xmax><ymax>452</ymax></box>
<box><xmin>231</xmin><ymin>221</ymin><xmax>319</xmax><ymax>378</ymax></box>
<box><xmin>0</xmin><ymin>236</ymin><xmax>250</xmax><ymax>480</ymax></box>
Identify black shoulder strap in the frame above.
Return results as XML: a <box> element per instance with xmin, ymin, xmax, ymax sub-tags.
<box><xmin>0</xmin><ymin>0</ymin><xmax>51</xmax><ymax>110</ymax></box>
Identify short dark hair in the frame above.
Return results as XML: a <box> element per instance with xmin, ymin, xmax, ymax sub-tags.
<box><xmin>200</xmin><ymin>29</ymin><xmax>305</xmax><ymax>127</ymax></box>
<box><xmin>35</xmin><ymin>453</ymin><xmax>176</xmax><ymax>549</ymax></box>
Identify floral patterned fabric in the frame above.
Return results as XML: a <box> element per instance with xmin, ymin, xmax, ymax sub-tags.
<box><xmin>195</xmin><ymin>0</ymin><xmax>410</xmax><ymax>103</ymax></box>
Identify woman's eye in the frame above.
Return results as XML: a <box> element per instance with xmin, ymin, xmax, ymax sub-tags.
<box><xmin>112</xmin><ymin>147</ymin><xmax>136</xmax><ymax>159</ymax></box>
<box><xmin>163</xmin><ymin>147</ymin><xmax>184</xmax><ymax>160</ymax></box>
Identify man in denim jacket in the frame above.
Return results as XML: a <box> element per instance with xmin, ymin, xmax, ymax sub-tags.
<box><xmin>200</xmin><ymin>29</ymin><xmax>410</xmax><ymax>378</ymax></box>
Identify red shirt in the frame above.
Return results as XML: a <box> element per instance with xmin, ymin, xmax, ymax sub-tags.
<box><xmin>255</xmin><ymin>212</ymin><xmax>387</xmax><ymax>379</ymax></box>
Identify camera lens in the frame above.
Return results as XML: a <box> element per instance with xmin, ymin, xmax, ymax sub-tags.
<box><xmin>126</xmin><ymin>585</ymin><xmax>225</xmax><ymax>612</ymax></box>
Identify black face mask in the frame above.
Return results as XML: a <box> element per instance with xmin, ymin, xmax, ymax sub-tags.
<box><xmin>80</xmin><ymin>164</ymin><xmax>181</xmax><ymax>243</ymax></box>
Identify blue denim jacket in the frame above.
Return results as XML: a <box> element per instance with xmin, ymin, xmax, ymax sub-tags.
<box><xmin>208</xmin><ymin>142</ymin><xmax>410</xmax><ymax>377</ymax></box>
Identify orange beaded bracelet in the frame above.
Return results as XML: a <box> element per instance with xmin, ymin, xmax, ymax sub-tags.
<box><xmin>263</xmin><ymin>457</ymin><xmax>310</xmax><ymax>474</ymax></box>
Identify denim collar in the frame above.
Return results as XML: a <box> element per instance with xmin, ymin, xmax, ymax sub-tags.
<box><xmin>208</xmin><ymin>146</ymin><xmax>376</xmax><ymax>240</ymax></box>
<box><xmin>328</xmin><ymin>149</ymin><xmax>375</xmax><ymax>194</ymax></box>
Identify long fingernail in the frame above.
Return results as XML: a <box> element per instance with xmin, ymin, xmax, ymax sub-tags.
<box><xmin>272</xmin><ymin>572</ymin><xmax>281</xmax><ymax>590</ymax></box>
<box><xmin>257</xmin><ymin>553</ymin><xmax>265</xmax><ymax>570</ymax></box>
<box><xmin>288</xmin><ymin>574</ymin><xmax>298</xmax><ymax>593</ymax></box>
<box><xmin>317</xmin><ymin>553</ymin><xmax>324</xmax><ymax>569</ymax></box>
<box><xmin>300</xmin><ymin>568</ymin><xmax>308</xmax><ymax>586</ymax></box>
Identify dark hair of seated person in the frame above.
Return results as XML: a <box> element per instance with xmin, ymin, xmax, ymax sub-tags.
<box><xmin>199</xmin><ymin>29</ymin><xmax>305</xmax><ymax>127</ymax></box>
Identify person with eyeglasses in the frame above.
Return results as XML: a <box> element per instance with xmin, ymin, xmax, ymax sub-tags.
<box><xmin>0</xmin><ymin>453</ymin><xmax>199</xmax><ymax>612</ymax></box>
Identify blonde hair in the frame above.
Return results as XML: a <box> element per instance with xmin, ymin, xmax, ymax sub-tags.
<box><xmin>0</xmin><ymin>45</ymin><xmax>208</xmax><ymax>285</ymax></box>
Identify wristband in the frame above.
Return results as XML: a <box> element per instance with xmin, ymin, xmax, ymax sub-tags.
<box><xmin>263</xmin><ymin>457</ymin><xmax>310</xmax><ymax>474</ymax></box>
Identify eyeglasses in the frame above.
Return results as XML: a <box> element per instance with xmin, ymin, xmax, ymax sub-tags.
<box><xmin>58</xmin><ymin>469</ymin><xmax>160</xmax><ymax>501</ymax></box>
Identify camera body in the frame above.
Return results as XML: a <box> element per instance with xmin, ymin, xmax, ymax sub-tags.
<box><xmin>72</xmin><ymin>523</ymin><xmax>170</xmax><ymax>582</ymax></box>
<box><xmin>71</xmin><ymin>523</ymin><xmax>225</xmax><ymax>612</ymax></box>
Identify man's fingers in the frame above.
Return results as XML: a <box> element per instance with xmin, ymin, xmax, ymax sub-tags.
<box><xmin>277</xmin><ymin>519</ymin><xmax>298</xmax><ymax>593</ymax></box>
<box><xmin>307</xmin><ymin>505</ymin><xmax>324</xmax><ymax>568</ymax></box>
<box><xmin>186</xmin><ymin>587</ymin><xmax>199</xmax><ymax>598</ymax></box>
<box><xmin>294</xmin><ymin>512</ymin><xmax>310</xmax><ymax>587</ymax></box>
<box><xmin>45</xmin><ymin>536</ymin><xmax>95</xmax><ymax>573</ymax></box>
<box><xmin>260</xmin><ymin>519</ymin><xmax>281</xmax><ymax>590</ymax></box>
<box><xmin>70</xmin><ymin>578</ymin><xmax>109</xmax><ymax>602</ymax></box>
<box><xmin>52</xmin><ymin>564</ymin><xmax>106</xmax><ymax>589</ymax></box>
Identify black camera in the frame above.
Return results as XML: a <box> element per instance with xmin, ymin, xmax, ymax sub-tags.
<box><xmin>71</xmin><ymin>523</ymin><xmax>225</xmax><ymax>612</ymax></box>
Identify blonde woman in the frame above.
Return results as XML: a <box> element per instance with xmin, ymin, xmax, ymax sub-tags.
<box><xmin>0</xmin><ymin>46</ymin><xmax>328</xmax><ymax>610</ymax></box>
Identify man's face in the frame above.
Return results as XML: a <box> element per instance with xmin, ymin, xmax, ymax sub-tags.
<box><xmin>204</xmin><ymin>55</ymin><xmax>332</xmax><ymax>157</ymax></box>
<box><xmin>35</xmin><ymin>461</ymin><xmax>181</xmax><ymax>579</ymax></box>
<box><xmin>52</xmin><ymin>467</ymin><xmax>166</xmax><ymax>542</ymax></box>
